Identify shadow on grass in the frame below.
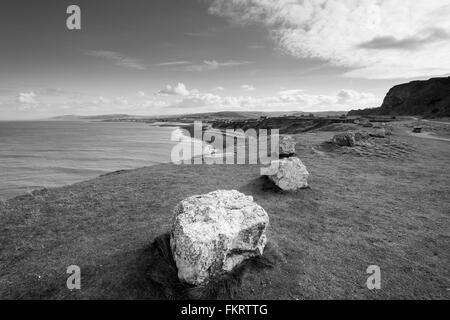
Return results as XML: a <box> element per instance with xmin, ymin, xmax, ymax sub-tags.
<box><xmin>260</xmin><ymin>176</ymin><xmax>284</xmax><ymax>193</ymax></box>
<box><xmin>249</xmin><ymin>175</ymin><xmax>312</xmax><ymax>194</ymax></box>
<box><xmin>130</xmin><ymin>233</ymin><xmax>281</xmax><ymax>300</ymax></box>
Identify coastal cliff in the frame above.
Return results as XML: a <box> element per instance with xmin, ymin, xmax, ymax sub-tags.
<box><xmin>349</xmin><ymin>77</ymin><xmax>450</xmax><ymax>117</ymax></box>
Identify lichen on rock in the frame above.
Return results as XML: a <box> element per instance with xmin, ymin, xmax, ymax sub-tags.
<box><xmin>170</xmin><ymin>190</ymin><xmax>269</xmax><ymax>285</ymax></box>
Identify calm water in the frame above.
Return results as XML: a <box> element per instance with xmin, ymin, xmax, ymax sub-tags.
<box><xmin>0</xmin><ymin>121</ymin><xmax>181</xmax><ymax>200</ymax></box>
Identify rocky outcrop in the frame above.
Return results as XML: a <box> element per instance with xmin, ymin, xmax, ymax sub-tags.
<box><xmin>170</xmin><ymin>190</ymin><xmax>269</xmax><ymax>285</ymax></box>
<box><xmin>264</xmin><ymin>157</ymin><xmax>309</xmax><ymax>191</ymax></box>
<box><xmin>349</xmin><ymin>77</ymin><xmax>450</xmax><ymax>117</ymax></box>
<box><xmin>279</xmin><ymin>135</ymin><xmax>296</xmax><ymax>157</ymax></box>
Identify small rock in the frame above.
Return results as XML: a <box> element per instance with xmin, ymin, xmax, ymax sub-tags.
<box><xmin>369</xmin><ymin>129</ymin><xmax>386</xmax><ymax>138</ymax></box>
<box><xmin>372</xmin><ymin>123</ymin><xmax>383</xmax><ymax>129</ymax></box>
<box><xmin>354</xmin><ymin>131</ymin><xmax>370</xmax><ymax>142</ymax></box>
<box><xmin>171</xmin><ymin>190</ymin><xmax>269</xmax><ymax>285</ymax></box>
<box><xmin>279</xmin><ymin>135</ymin><xmax>296</xmax><ymax>157</ymax></box>
<box><xmin>264</xmin><ymin>157</ymin><xmax>309</xmax><ymax>191</ymax></box>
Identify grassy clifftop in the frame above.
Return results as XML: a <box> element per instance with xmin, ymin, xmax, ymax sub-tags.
<box><xmin>0</xmin><ymin>127</ymin><xmax>449</xmax><ymax>299</ymax></box>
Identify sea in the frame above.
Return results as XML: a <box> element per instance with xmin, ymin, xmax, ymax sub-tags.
<box><xmin>0</xmin><ymin>121</ymin><xmax>187</xmax><ymax>200</ymax></box>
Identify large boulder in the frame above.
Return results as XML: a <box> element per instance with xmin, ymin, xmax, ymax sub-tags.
<box><xmin>264</xmin><ymin>157</ymin><xmax>309</xmax><ymax>191</ymax></box>
<box><xmin>170</xmin><ymin>190</ymin><xmax>269</xmax><ymax>285</ymax></box>
<box><xmin>279</xmin><ymin>135</ymin><xmax>296</xmax><ymax>157</ymax></box>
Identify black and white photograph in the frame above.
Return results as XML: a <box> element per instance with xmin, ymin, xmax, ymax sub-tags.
<box><xmin>0</xmin><ymin>0</ymin><xmax>449</xmax><ymax>307</ymax></box>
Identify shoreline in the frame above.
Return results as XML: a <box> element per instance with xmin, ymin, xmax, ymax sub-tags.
<box><xmin>1</xmin><ymin>123</ymin><xmax>218</xmax><ymax>202</ymax></box>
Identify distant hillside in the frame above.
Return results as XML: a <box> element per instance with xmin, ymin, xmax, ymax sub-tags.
<box><xmin>349</xmin><ymin>77</ymin><xmax>450</xmax><ymax>118</ymax></box>
<box><xmin>50</xmin><ymin>110</ymin><xmax>348</xmax><ymax>122</ymax></box>
<box><xmin>49</xmin><ymin>114</ymin><xmax>139</xmax><ymax>121</ymax></box>
<box><xmin>48</xmin><ymin>115</ymin><xmax>84</xmax><ymax>121</ymax></box>
<box><xmin>179</xmin><ymin>111</ymin><xmax>264</xmax><ymax>119</ymax></box>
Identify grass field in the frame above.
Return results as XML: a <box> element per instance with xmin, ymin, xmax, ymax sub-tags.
<box><xmin>0</xmin><ymin>122</ymin><xmax>449</xmax><ymax>299</ymax></box>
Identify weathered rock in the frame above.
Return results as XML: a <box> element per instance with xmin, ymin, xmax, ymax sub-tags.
<box><xmin>369</xmin><ymin>128</ymin><xmax>386</xmax><ymax>138</ymax></box>
<box><xmin>353</xmin><ymin>131</ymin><xmax>372</xmax><ymax>146</ymax></box>
<box><xmin>372</xmin><ymin>123</ymin><xmax>383</xmax><ymax>129</ymax></box>
<box><xmin>354</xmin><ymin>131</ymin><xmax>370</xmax><ymax>142</ymax></box>
<box><xmin>279</xmin><ymin>135</ymin><xmax>296</xmax><ymax>157</ymax></box>
<box><xmin>264</xmin><ymin>157</ymin><xmax>309</xmax><ymax>191</ymax></box>
<box><xmin>332</xmin><ymin>132</ymin><xmax>356</xmax><ymax>147</ymax></box>
<box><xmin>170</xmin><ymin>190</ymin><xmax>269</xmax><ymax>285</ymax></box>
<box><xmin>332</xmin><ymin>131</ymin><xmax>373</xmax><ymax>147</ymax></box>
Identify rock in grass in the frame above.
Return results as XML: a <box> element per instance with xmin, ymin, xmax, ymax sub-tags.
<box><xmin>332</xmin><ymin>131</ymin><xmax>371</xmax><ymax>147</ymax></box>
<box><xmin>170</xmin><ymin>190</ymin><xmax>269</xmax><ymax>285</ymax></box>
<box><xmin>265</xmin><ymin>157</ymin><xmax>309</xmax><ymax>191</ymax></box>
<box><xmin>369</xmin><ymin>128</ymin><xmax>386</xmax><ymax>138</ymax></box>
<box><xmin>332</xmin><ymin>132</ymin><xmax>356</xmax><ymax>147</ymax></box>
<box><xmin>354</xmin><ymin>131</ymin><xmax>370</xmax><ymax>141</ymax></box>
<box><xmin>279</xmin><ymin>135</ymin><xmax>296</xmax><ymax>157</ymax></box>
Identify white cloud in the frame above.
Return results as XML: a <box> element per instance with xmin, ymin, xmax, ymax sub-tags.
<box><xmin>16</xmin><ymin>92</ymin><xmax>39</xmax><ymax>109</ymax></box>
<box><xmin>84</xmin><ymin>50</ymin><xmax>146</xmax><ymax>70</ymax></box>
<box><xmin>137</xmin><ymin>91</ymin><xmax>146</xmax><ymax>97</ymax></box>
<box><xmin>155</xmin><ymin>60</ymin><xmax>253</xmax><ymax>72</ymax></box>
<box><xmin>155</xmin><ymin>61</ymin><xmax>192</xmax><ymax>66</ymax></box>
<box><xmin>141</xmin><ymin>99</ymin><xmax>169</xmax><ymax>108</ymax></box>
<box><xmin>208</xmin><ymin>0</ymin><xmax>450</xmax><ymax>79</ymax></box>
<box><xmin>170</xmin><ymin>92</ymin><xmax>223</xmax><ymax>109</ymax></box>
<box><xmin>278</xmin><ymin>89</ymin><xmax>304</xmax><ymax>95</ymax></box>
<box><xmin>165</xmin><ymin>85</ymin><xmax>379</xmax><ymax>111</ymax></box>
<box><xmin>158</xmin><ymin>83</ymin><xmax>193</xmax><ymax>96</ymax></box>
<box><xmin>184</xmin><ymin>60</ymin><xmax>252</xmax><ymax>71</ymax></box>
<box><xmin>92</xmin><ymin>96</ymin><xmax>110</xmax><ymax>105</ymax></box>
<box><xmin>17</xmin><ymin>91</ymin><xmax>38</xmax><ymax>105</ymax></box>
<box><xmin>241</xmin><ymin>84</ymin><xmax>256</xmax><ymax>91</ymax></box>
<box><xmin>212</xmin><ymin>86</ymin><xmax>225</xmax><ymax>91</ymax></box>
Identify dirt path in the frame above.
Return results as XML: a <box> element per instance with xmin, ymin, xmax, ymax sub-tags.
<box><xmin>409</xmin><ymin>117</ymin><xmax>450</xmax><ymax>126</ymax></box>
<box><xmin>407</xmin><ymin>131</ymin><xmax>450</xmax><ymax>142</ymax></box>
<box><xmin>422</xmin><ymin>119</ymin><xmax>450</xmax><ymax>126</ymax></box>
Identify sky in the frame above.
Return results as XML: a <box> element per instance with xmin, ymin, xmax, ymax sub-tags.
<box><xmin>0</xmin><ymin>0</ymin><xmax>449</xmax><ymax>120</ymax></box>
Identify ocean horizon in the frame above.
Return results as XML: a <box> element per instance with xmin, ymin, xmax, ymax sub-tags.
<box><xmin>0</xmin><ymin>121</ymin><xmax>182</xmax><ymax>200</ymax></box>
